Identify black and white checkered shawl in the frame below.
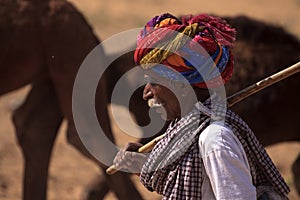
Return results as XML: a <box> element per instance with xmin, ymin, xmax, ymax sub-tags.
<box><xmin>140</xmin><ymin>99</ymin><xmax>290</xmax><ymax>199</ymax></box>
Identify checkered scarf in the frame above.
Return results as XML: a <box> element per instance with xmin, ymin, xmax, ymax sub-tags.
<box><xmin>140</xmin><ymin>99</ymin><xmax>290</xmax><ymax>199</ymax></box>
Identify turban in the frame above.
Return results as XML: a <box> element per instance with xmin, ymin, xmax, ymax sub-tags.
<box><xmin>134</xmin><ymin>13</ymin><xmax>236</xmax><ymax>88</ymax></box>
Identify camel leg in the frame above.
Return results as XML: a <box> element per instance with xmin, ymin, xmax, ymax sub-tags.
<box><xmin>64</xmin><ymin>71</ymin><xmax>143</xmax><ymax>199</ymax></box>
<box><xmin>42</xmin><ymin>1</ymin><xmax>144</xmax><ymax>196</ymax></box>
<box><xmin>12</xmin><ymin>79</ymin><xmax>63</xmax><ymax>200</ymax></box>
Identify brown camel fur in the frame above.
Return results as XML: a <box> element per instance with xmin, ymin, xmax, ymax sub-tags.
<box><xmin>0</xmin><ymin>0</ymin><xmax>142</xmax><ymax>199</ymax></box>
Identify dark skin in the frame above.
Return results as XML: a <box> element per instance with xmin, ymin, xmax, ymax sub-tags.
<box><xmin>142</xmin><ymin>71</ymin><xmax>209</xmax><ymax>120</ymax></box>
<box><xmin>143</xmin><ymin>82</ymin><xmax>181</xmax><ymax>121</ymax></box>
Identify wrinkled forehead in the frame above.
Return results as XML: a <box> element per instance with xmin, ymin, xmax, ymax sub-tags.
<box><xmin>143</xmin><ymin>67</ymin><xmax>190</xmax><ymax>89</ymax></box>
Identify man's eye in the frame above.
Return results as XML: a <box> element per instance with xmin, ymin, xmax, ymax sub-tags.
<box><xmin>150</xmin><ymin>82</ymin><xmax>157</xmax><ymax>86</ymax></box>
<box><xmin>144</xmin><ymin>75</ymin><xmax>151</xmax><ymax>83</ymax></box>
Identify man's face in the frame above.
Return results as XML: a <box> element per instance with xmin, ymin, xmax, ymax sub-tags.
<box><xmin>142</xmin><ymin>74</ymin><xmax>182</xmax><ymax>121</ymax></box>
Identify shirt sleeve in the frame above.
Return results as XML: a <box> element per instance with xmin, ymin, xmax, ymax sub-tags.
<box><xmin>198</xmin><ymin>122</ymin><xmax>256</xmax><ymax>200</ymax></box>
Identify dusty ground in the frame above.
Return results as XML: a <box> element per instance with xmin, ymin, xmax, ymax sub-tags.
<box><xmin>0</xmin><ymin>0</ymin><xmax>300</xmax><ymax>199</ymax></box>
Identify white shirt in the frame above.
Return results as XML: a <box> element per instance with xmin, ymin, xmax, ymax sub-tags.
<box><xmin>198</xmin><ymin>122</ymin><xmax>256</xmax><ymax>199</ymax></box>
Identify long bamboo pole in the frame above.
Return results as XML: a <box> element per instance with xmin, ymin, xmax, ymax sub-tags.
<box><xmin>106</xmin><ymin>61</ymin><xmax>300</xmax><ymax>175</ymax></box>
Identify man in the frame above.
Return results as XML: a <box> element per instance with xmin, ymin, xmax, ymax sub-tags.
<box><xmin>113</xmin><ymin>13</ymin><xmax>289</xmax><ymax>199</ymax></box>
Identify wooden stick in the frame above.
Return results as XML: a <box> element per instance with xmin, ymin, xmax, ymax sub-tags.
<box><xmin>106</xmin><ymin>61</ymin><xmax>300</xmax><ymax>175</ymax></box>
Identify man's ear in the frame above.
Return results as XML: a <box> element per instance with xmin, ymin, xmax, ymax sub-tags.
<box><xmin>178</xmin><ymin>82</ymin><xmax>193</xmax><ymax>97</ymax></box>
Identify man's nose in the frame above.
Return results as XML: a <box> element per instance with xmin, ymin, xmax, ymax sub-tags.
<box><xmin>143</xmin><ymin>83</ymin><xmax>153</xmax><ymax>100</ymax></box>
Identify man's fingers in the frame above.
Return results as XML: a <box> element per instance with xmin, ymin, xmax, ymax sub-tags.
<box><xmin>112</xmin><ymin>142</ymin><xmax>148</xmax><ymax>173</ymax></box>
<box><xmin>113</xmin><ymin>151</ymin><xmax>147</xmax><ymax>169</ymax></box>
<box><xmin>123</xmin><ymin>151</ymin><xmax>147</xmax><ymax>165</ymax></box>
<box><xmin>127</xmin><ymin>151</ymin><xmax>147</xmax><ymax>160</ymax></box>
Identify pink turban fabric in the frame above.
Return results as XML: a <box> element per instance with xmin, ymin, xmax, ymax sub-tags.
<box><xmin>134</xmin><ymin>13</ymin><xmax>236</xmax><ymax>88</ymax></box>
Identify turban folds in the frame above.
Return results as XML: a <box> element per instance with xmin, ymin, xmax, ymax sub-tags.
<box><xmin>134</xmin><ymin>13</ymin><xmax>236</xmax><ymax>88</ymax></box>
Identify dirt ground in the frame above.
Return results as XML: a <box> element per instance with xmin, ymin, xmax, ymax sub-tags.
<box><xmin>0</xmin><ymin>0</ymin><xmax>300</xmax><ymax>199</ymax></box>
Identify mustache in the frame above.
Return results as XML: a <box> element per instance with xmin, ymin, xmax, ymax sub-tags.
<box><xmin>147</xmin><ymin>98</ymin><xmax>164</xmax><ymax>108</ymax></box>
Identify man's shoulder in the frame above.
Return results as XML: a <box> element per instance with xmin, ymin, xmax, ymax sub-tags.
<box><xmin>200</xmin><ymin>121</ymin><xmax>233</xmax><ymax>141</ymax></box>
<box><xmin>198</xmin><ymin>121</ymin><xmax>235</xmax><ymax>154</ymax></box>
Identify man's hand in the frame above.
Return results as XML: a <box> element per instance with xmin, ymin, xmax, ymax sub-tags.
<box><xmin>113</xmin><ymin>142</ymin><xmax>148</xmax><ymax>174</ymax></box>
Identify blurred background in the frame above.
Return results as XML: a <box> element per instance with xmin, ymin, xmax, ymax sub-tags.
<box><xmin>0</xmin><ymin>0</ymin><xmax>299</xmax><ymax>199</ymax></box>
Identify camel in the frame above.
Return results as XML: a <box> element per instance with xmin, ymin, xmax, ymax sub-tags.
<box><xmin>0</xmin><ymin>0</ymin><xmax>299</xmax><ymax>199</ymax></box>
<box><xmin>0</xmin><ymin>0</ymin><xmax>142</xmax><ymax>199</ymax></box>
